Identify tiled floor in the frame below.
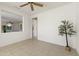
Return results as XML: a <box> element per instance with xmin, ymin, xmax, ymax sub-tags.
<box><xmin>0</xmin><ymin>39</ymin><xmax>78</xmax><ymax>56</ymax></box>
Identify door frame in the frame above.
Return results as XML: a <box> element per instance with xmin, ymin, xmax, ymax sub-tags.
<box><xmin>32</xmin><ymin>17</ymin><xmax>38</xmax><ymax>39</ymax></box>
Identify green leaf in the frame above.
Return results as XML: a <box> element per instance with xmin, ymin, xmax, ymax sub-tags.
<box><xmin>58</xmin><ymin>20</ymin><xmax>76</xmax><ymax>37</ymax></box>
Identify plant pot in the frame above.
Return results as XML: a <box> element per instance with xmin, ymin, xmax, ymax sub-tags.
<box><xmin>65</xmin><ymin>46</ymin><xmax>71</xmax><ymax>52</ymax></box>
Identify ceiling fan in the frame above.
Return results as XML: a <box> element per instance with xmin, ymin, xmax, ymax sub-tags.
<box><xmin>20</xmin><ymin>2</ymin><xmax>43</xmax><ymax>11</ymax></box>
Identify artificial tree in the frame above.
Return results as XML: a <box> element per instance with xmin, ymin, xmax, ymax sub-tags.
<box><xmin>58</xmin><ymin>20</ymin><xmax>76</xmax><ymax>51</ymax></box>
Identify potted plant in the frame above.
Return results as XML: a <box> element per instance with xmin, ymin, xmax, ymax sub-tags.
<box><xmin>58</xmin><ymin>20</ymin><xmax>76</xmax><ymax>51</ymax></box>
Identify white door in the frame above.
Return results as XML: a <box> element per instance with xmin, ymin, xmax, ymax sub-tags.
<box><xmin>32</xmin><ymin>18</ymin><xmax>38</xmax><ymax>39</ymax></box>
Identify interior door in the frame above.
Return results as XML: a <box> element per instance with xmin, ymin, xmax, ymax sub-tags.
<box><xmin>32</xmin><ymin>17</ymin><xmax>38</xmax><ymax>39</ymax></box>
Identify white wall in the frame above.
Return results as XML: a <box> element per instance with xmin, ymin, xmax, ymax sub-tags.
<box><xmin>33</xmin><ymin>3</ymin><xmax>77</xmax><ymax>49</ymax></box>
<box><xmin>76</xmin><ymin>3</ymin><xmax>79</xmax><ymax>54</ymax></box>
<box><xmin>0</xmin><ymin>5</ymin><xmax>32</xmax><ymax>47</ymax></box>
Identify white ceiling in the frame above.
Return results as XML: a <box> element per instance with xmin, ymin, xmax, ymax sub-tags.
<box><xmin>0</xmin><ymin>2</ymin><xmax>71</xmax><ymax>22</ymax></box>
<box><xmin>0</xmin><ymin>2</ymin><xmax>70</xmax><ymax>21</ymax></box>
<box><xmin>1</xmin><ymin>10</ymin><xmax>22</xmax><ymax>22</ymax></box>
<box><xmin>0</xmin><ymin>2</ymin><xmax>71</xmax><ymax>15</ymax></box>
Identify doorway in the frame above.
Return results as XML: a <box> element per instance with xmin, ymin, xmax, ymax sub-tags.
<box><xmin>32</xmin><ymin>17</ymin><xmax>38</xmax><ymax>40</ymax></box>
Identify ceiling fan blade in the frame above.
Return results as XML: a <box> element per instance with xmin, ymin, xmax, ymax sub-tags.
<box><xmin>32</xmin><ymin>2</ymin><xmax>43</xmax><ymax>7</ymax></box>
<box><xmin>30</xmin><ymin>3</ymin><xmax>34</xmax><ymax>11</ymax></box>
<box><xmin>20</xmin><ymin>3</ymin><xmax>29</xmax><ymax>7</ymax></box>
